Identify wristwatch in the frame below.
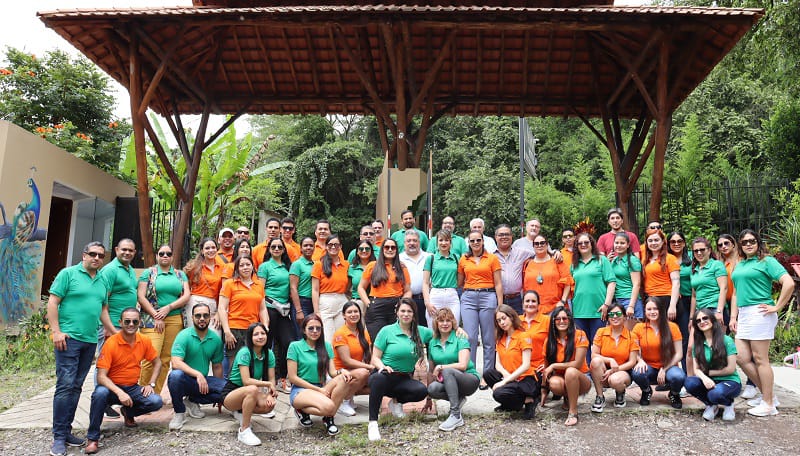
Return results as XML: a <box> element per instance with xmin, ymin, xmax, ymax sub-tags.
<box><xmin>149</xmin><ymin>382</ymin><xmax>156</xmax><ymax>388</ymax></box>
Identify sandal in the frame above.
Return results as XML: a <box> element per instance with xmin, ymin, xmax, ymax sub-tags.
<box><xmin>565</xmin><ymin>413</ymin><xmax>579</xmax><ymax>426</ymax></box>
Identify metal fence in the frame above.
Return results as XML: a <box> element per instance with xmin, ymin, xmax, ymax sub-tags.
<box><xmin>628</xmin><ymin>176</ymin><xmax>792</xmax><ymax>238</ymax></box>
<box><xmin>151</xmin><ymin>200</ymin><xmax>192</xmax><ymax>265</ymax></box>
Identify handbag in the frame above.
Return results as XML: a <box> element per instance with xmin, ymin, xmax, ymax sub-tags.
<box><xmin>267</xmin><ymin>297</ymin><xmax>292</xmax><ymax>317</ymax></box>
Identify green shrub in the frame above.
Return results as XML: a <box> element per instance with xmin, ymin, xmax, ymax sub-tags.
<box><xmin>0</xmin><ymin>300</ymin><xmax>54</xmax><ymax>373</ymax></box>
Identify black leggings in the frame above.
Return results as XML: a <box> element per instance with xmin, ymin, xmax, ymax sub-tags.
<box><xmin>483</xmin><ymin>368</ymin><xmax>540</xmax><ymax>411</ymax></box>
<box><xmin>365</xmin><ymin>297</ymin><xmax>401</xmax><ymax>341</ymax></box>
<box><xmin>268</xmin><ymin>307</ymin><xmax>297</xmax><ymax>380</ymax></box>
<box><xmin>367</xmin><ymin>370</ymin><xmax>427</xmax><ymax>421</ymax></box>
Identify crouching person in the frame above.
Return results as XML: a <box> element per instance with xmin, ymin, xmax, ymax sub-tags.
<box><xmin>86</xmin><ymin>308</ymin><xmax>163</xmax><ymax>454</ymax></box>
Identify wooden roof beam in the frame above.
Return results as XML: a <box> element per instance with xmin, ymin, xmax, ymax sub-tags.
<box><xmin>303</xmin><ymin>28</ymin><xmax>321</xmax><ymax>96</ymax></box>
<box><xmin>499</xmin><ymin>30</ymin><xmax>506</xmax><ymax>97</ymax></box>
<box><xmin>402</xmin><ymin>21</ymin><xmax>418</xmax><ymax>102</ymax></box>
<box><xmin>138</xmin><ymin>25</ymin><xmax>187</xmax><ymax>118</ymax></box>
<box><xmin>408</xmin><ymin>29</ymin><xmax>456</xmax><ymax>118</ymax></box>
<box><xmin>233</xmin><ymin>28</ymin><xmax>256</xmax><ymax>96</ymax></box>
<box><xmin>563</xmin><ymin>31</ymin><xmax>578</xmax><ymax>118</ymax></box>
<box><xmin>254</xmin><ymin>26</ymin><xmax>278</xmax><ymax>94</ymax></box>
<box><xmin>541</xmin><ymin>29</ymin><xmax>554</xmax><ymax>116</ymax></box>
<box><xmin>142</xmin><ymin>115</ymin><xmax>189</xmax><ymax>202</ymax></box>
<box><xmin>327</xmin><ymin>27</ymin><xmax>344</xmax><ymax>94</ymax></box>
<box><xmin>279</xmin><ymin>28</ymin><xmax>301</xmax><ymax>94</ymax></box>
<box><xmin>606</xmin><ymin>29</ymin><xmax>663</xmax><ymax>108</ymax></box>
<box><xmin>522</xmin><ymin>30</ymin><xmax>530</xmax><ymax>97</ymax></box>
<box><xmin>592</xmin><ymin>33</ymin><xmax>658</xmax><ymax>119</ymax></box>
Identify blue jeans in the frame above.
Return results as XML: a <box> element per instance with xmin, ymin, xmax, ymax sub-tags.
<box><xmin>631</xmin><ymin>365</ymin><xmax>686</xmax><ymax>394</ymax></box>
<box><xmin>675</xmin><ymin>296</ymin><xmax>691</xmax><ymax>371</ymax></box>
<box><xmin>167</xmin><ymin>369</ymin><xmax>226</xmax><ymax>413</ymax></box>
<box><xmin>460</xmin><ymin>290</ymin><xmax>497</xmax><ymax>373</ymax></box>
<box><xmin>504</xmin><ymin>294</ymin><xmax>522</xmax><ymax>315</ymax></box>
<box><xmin>684</xmin><ymin>377</ymin><xmax>741</xmax><ymax>406</ymax></box>
<box><xmin>87</xmin><ymin>384</ymin><xmax>163</xmax><ymax>440</ymax></box>
<box><xmin>53</xmin><ymin>338</ymin><xmax>96</xmax><ymax>442</ymax></box>
<box><xmin>574</xmin><ymin>317</ymin><xmax>605</xmax><ymax>366</ymax></box>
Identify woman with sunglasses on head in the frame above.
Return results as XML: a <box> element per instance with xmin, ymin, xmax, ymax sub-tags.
<box><xmin>667</xmin><ymin>232</ymin><xmax>692</xmax><ymax>372</ymax></box>
<box><xmin>367</xmin><ymin>298</ymin><xmax>433</xmax><ymax>441</ymax></box>
<box><xmin>610</xmin><ymin>233</ymin><xmax>643</xmax><ymax>330</ymax></box>
<box><xmin>332</xmin><ymin>301</ymin><xmax>373</xmax><ymax>417</ymax></box>
<box><xmin>138</xmin><ymin>244</ymin><xmax>190</xmax><ymax>394</ymax></box>
<box><xmin>689</xmin><ymin>238</ymin><xmax>728</xmax><ymax>327</ymax></box>
<box><xmin>258</xmin><ymin>238</ymin><xmax>295</xmax><ymax>394</ymax></box>
<box><xmin>184</xmin><ymin>237</ymin><xmax>224</xmax><ymax>329</ymax></box>
<box><xmin>730</xmin><ymin>229</ymin><xmax>794</xmax><ymax>417</ymax></box>
<box><xmin>221</xmin><ymin>322</ymin><xmax>277</xmax><ymax>446</ymax></box>
<box><xmin>642</xmin><ymin>229</ymin><xmax>681</xmax><ymax>322</ymax></box>
<box><xmin>483</xmin><ymin>304</ymin><xmax>539</xmax><ymax>419</ymax></box>
<box><xmin>348</xmin><ymin>240</ymin><xmax>376</xmax><ymax>311</ymax></box>
<box><xmin>422</xmin><ymin>230</ymin><xmax>462</xmax><ymax>328</ymax></box>
<box><xmin>288</xmin><ymin>314</ymin><xmax>358</xmax><ymax>436</ymax></box>
<box><xmin>589</xmin><ymin>303</ymin><xmax>639</xmax><ymax>412</ymax></box>
<box><xmin>359</xmin><ymin>238</ymin><xmax>411</xmax><ymax>341</ymax></box>
<box><xmin>219</xmin><ymin>255</ymin><xmax>269</xmax><ymax>378</ymax></box>
<box><xmin>523</xmin><ymin>234</ymin><xmax>572</xmax><ymax>317</ymax></box>
<box><xmin>312</xmin><ymin>234</ymin><xmax>351</xmax><ymax>344</ymax></box>
<box><xmin>631</xmin><ymin>297</ymin><xmax>685</xmax><ymax>409</ymax></box>
<box><xmin>541</xmin><ymin>306</ymin><xmax>591</xmax><ymax>426</ymax></box>
<box><xmin>459</xmin><ymin>229</ymin><xmax>504</xmax><ymax>388</ymax></box>
<box><xmin>570</xmin><ymin>233</ymin><xmax>616</xmax><ymax>366</ymax></box>
<box><xmin>684</xmin><ymin>309</ymin><xmax>740</xmax><ymax>421</ymax></box>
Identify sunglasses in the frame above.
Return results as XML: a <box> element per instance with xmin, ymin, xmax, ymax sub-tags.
<box><xmin>193</xmin><ymin>313</ymin><xmax>211</xmax><ymax>319</ymax></box>
<box><xmin>158</xmin><ymin>251</ymin><xmax>173</xmax><ymax>257</ymax></box>
<box><xmin>533</xmin><ymin>241</ymin><xmax>548</xmax><ymax>247</ymax></box>
<box><xmin>576</xmin><ymin>241</ymin><xmax>591</xmax><ymax>247</ymax></box>
<box><xmin>669</xmin><ymin>239</ymin><xmax>684</xmax><ymax>245</ymax></box>
<box><xmin>383</xmin><ymin>245</ymin><xmax>397</xmax><ymax>251</ymax></box>
<box><xmin>236</xmin><ymin>230</ymin><xmax>249</xmax><ymax>234</ymax></box>
<box><xmin>122</xmin><ymin>319</ymin><xmax>140</xmax><ymax>326</ymax></box>
<box><xmin>361</xmin><ymin>232</ymin><xmax>375</xmax><ymax>236</ymax></box>
<box><xmin>327</xmin><ymin>243</ymin><xmax>341</xmax><ymax>248</ymax></box>
<box><xmin>717</xmin><ymin>241</ymin><xmax>732</xmax><ymax>248</ymax></box>
<box><xmin>562</xmin><ymin>234</ymin><xmax>574</xmax><ymax>239</ymax></box>
<box><xmin>270</xmin><ymin>245</ymin><xmax>284</xmax><ymax>250</ymax></box>
<box><xmin>648</xmin><ymin>225</ymin><xmax>662</xmax><ymax>230</ymax></box>
<box><xmin>740</xmin><ymin>238</ymin><xmax>758</xmax><ymax>246</ymax></box>
<box><xmin>281</xmin><ymin>226</ymin><xmax>294</xmax><ymax>231</ymax></box>
<box><xmin>468</xmin><ymin>239</ymin><xmax>483</xmax><ymax>244</ymax></box>
<box><xmin>695</xmin><ymin>315</ymin><xmax>712</xmax><ymax>324</ymax></box>
<box><xmin>358</xmin><ymin>246</ymin><xmax>371</xmax><ymax>252</ymax></box>
<box><xmin>84</xmin><ymin>251</ymin><xmax>106</xmax><ymax>259</ymax></box>
<box><xmin>554</xmin><ymin>316</ymin><xmax>571</xmax><ymax>322</ymax></box>
<box><xmin>607</xmin><ymin>311</ymin><xmax>624</xmax><ymax>318</ymax></box>
<box><xmin>692</xmin><ymin>248</ymin><xmax>707</xmax><ymax>254</ymax></box>
<box><xmin>306</xmin><ymin>326</ymin><xmax>322</xmax><ymax>332</ymax></box>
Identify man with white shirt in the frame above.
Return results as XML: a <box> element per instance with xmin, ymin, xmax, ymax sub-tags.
<box><xmin>492</xmin><ymin>224</ymin><xmax>530</xmax><ymax>315</ymax></box>
<box><xmin>469</xmin><ymin>217</ymin><xmax>497</xmax><ymax>253</ymax></box>
<box><xmin>399</xmin><ymin>230</ymin><xmax>431</xmax><ymax>320</ymax></box>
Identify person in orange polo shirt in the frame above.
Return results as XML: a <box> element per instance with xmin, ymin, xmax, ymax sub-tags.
<box><xmin>519</xmin><ymin>290</ymin><xmax>550</xmax><ymax>373</ymax></box>
<box><xmin>312</xmin><ymin>234</ymin><xmax>351</xmax><ymax>343</ymax></box>
<box><xmin>589</xmin><ymin>302</ymin><xmax>639</xmax><ymax>412</ymax></box>
<box><xmin>332</xmin><ymin>301</ymin><xmax>373</xmax><ymax>416</ymax></box>
<box><xmin>358</xmin><ymin>238</ymin><xmax>411</xmax><ymax>339</ymax></box>
<box><xmin>218</xmin><ymin>228</ymin><xmax>236</xmax><ymax>263</ymax></box>
<box><xmin>642</xmin><ymin>228</ymin><xmax>680</xmax><ymax>320</ymax></box>
<box><xmin>185</xmin><ymin>238</ymin><xmax>225</xmax><ymax>328</ymax></box>
<box><xmin>219</xmin><ymin>255</ymin><xmax>268</xmax><ymax>375</ymax></box>
<box><xmin>458</xmin><ymin>229</ymin><xmax>503</xmax><ymax>383</ymax></box>
<box><xmin>483</xmin><ymin>305</ymin><xmax>538</xmax><ymax>419</ymax></box>
<box><xmin>280</xmin><ymin>217</ymin><xmax>302</xmax><ymax>262</ymax></box>
<box><xmin>312</xmin><ymin>219</ymin><xmax>345</xmax><ymax>262</ymax></box>
<box><xmin>541</xmin><ymin>306</ymin><xmax>591</xmax><ymax>426</ymax></box>
<box><xmin>85</xmin><ymin>308</ymin><xmax>162</xmax><ymax>453</ymax></box>
<box><xmin>252</xmin><ymin>218</ymin><xmax>282</xmax><ymax>271</ymax></box>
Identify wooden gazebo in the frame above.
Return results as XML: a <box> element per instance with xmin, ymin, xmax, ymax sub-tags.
<box><xmin>39</xmin><ymin>1</ymin><xmax>763</xmax><ymax>262</ymax></box>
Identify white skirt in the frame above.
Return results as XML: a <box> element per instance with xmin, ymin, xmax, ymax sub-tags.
<box><xmin>736</xmin><ymin>304</ymin><xmax>778</xmax><ymax>340</ymax></box>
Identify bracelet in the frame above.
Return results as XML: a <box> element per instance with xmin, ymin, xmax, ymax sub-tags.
<box><xmin>336</xmin><ymin>369</ymin><xmax>342</xmax><ymax>376</ymax></box>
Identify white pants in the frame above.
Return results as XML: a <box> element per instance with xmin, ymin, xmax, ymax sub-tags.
<box><xmin>426</xmin><ymin>287</ymin><xmax>460</xmax><ymax>328</ymax></box>
<box><xmin>318</xmin><ymin>293</ymin><xmax>348</xmax><ymax>343</ymax></box>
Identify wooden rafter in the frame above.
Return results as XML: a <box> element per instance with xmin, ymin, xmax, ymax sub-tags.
<box><xmin>254</xmin><ymin>26</ymin><xmax>278</xmax><ymax>94</ymax></box>
<box><xmin>592</xmin><ymin>32</ymin><xmax>658</xmax><ymax>119</ymax></box>
<box><xmin>232</xmin><ymin>28</ymin><xmax>255</xmax><ymax>96</ymax></box>
<box><xmin>564</xmin><ymin>32</ymin><xmax>578</xmax><ymax>117</ymax></box>
<box><xmin>326</xmin><ymin>27</ymin><xmax>344</xmax><ymax>95</ymax></box>
<box><xmin>141</xmin><ymin>116</ymin><xmax>189</xmax><ymax>202</ymax></box>
<box><xmin>407</xmin><ymin>29</ymin><xmax>456</xmax><ymax>119</ymax></box>
<box><xmin>499</xmin><ymin>30</ymin><xmax>506</xmax><ymax>97</ymax></box>
<box><xmin>279</xmin><ymin>28</ymin><xmax>300</xmax><ymax>94</ymax></box>
<box><xmin>649</xmin><ymin>35</ymin><xmax>672</xmax><ymax>222</ymax></box>
<box><xmin>402</xmin><ymin>22</ymin><xmax>418</xmax><ymax>101</ymax></box>
<box><xmin>606</xmin><ymin>30</ymin><xmax>663</xmax><ymax>107</ymax></box>
<box><xmin>522</xmin><ymin>30</ymin><xmax>530</xmax><ymax>97</ymax></box>
<box><xmin>304</xmin><ymin>28</ymin><xmax>321</xmax><ymax>96</ymax></box>
<box><xmin>138</xmin><ymin>25</ymin><xmax>187</xmax><ymax>118</ymax></box>
<box><xmin>542</xmin><ymin>29</ymin><xmax>554</xmax><ymax>115</ymax></box>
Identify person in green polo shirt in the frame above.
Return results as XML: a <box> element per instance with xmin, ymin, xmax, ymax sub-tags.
<box><xmin>258</xmin><ymin>237</ymin><xmax>295</xmax><ymax>394</ymax></box>
<box><xmin>290</xmin><ymin>236</ymin><xmax>316</xmax><ymax>325</ymax></box>
<box><xmin>391</xmin><ymin>209</ymin><xmax>429</xmax><ymax>253</ymax></box>
<box><xmin>426</xmin><ymin>216</ymin><xmax>467</xmax><ymax>258</ymax></box>
<box><xmin>689</xmin><ymin>238</ymin><xmax>728</xmax><ymax>321</ymax></box>
<box><xmin>367</xmin><ymin>297</ymin><xmax>433</xmax><ymax>441</ymax></box>
<box><xmin>423</xmin><ymin>230</ymin><xmax>461</xmax><ymax>327</ymax></box>
<box><xmin>348</xmin><ymin>240</ymin><xmax>377</xmax><ymax>303</ymax></box>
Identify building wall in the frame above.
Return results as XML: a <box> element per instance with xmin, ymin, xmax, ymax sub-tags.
<box><xmin>0</xmin><ymin>121</ymin><xmax>135</xmax><ymax>327</ymax></box>
<box><xmin>375</xmin><ymin>162</ymin><xmax>427</xmax><ymax>234</ymax></box>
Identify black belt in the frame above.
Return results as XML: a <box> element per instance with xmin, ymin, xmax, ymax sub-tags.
<box><xmin>504</xmin><ymin>293</ymin><xmax>521</xmax><ymax>300</ymax></box>
<box><xmin>412</xmin><ymin>293</ymin><xmax>424</xmax><ymax>300</ymax></box>
<box><xmin>467</xmin><ymin>288</ymin><xmax>495</xmax><ymax>292</ymax></box>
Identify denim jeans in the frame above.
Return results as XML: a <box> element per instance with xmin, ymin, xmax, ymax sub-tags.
<box><xmin>87</xmin><ymin>384</ymin><xmax>163</xmax><ymax>440</ymax></box>
<box><xmin>460</xmin><ymin>290</ymin><xmax>498</xmax><ymax>373</ymax></box>
<box><xmin>504</xmin><ymin>294</ymin><xmax>523</xmax><ymax>315</ymax></box>
<box><xmin>675</xmin><ymin>296</ymin><xmax>691</xmax><ymax>370</ymax></box>
<box><xmin>167</xmin><ymin>369</ymin><xmax>226</xmax><ymax>413</ymax></box>
<box><xmin>684</xmin><ymin>377</ymin><xmax>741</xmax><ymax>406</ymax></box>
<box><xmin>52</xmin><ymin>338</ymin><xmax>96</xmax><ymax>442</ymax></box>
<box><xmin>574</xmin><ymin>317</ymin><xmax>605</xmax><ymax>366</ymax></box>
<box><xmin>631</xmin><ymin>365</ymin><xmax>686</xmax><ymax>394</ymax></box>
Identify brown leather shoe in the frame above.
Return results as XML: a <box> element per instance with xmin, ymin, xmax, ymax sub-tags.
<box><xmin>120</xmin><ymin>407</ymin><xmax>137</xmax><ymax>428</ymax></box>
<box><xmin>85</xmin><ymin>440</ymin><xmax>99</xmax><ymax>454</ymax></box>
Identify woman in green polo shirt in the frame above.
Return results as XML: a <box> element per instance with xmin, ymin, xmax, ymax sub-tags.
<box><xmin>221</xmin><ymin>322</ymin><xmax>277</xmax><ymax>446</ymax></box>
<box><xmin>689</xmin><ymin>238</ymin><xmax>728</xmax><ymax>323</ymax></box>
<box><xmin>258</xmin><ymin>237</ymin><xmax>295</xmax><ymax>394</ymax></box>
<box><xmin>367</xmin><ymin>297</ymin><xmax>433</xmax><ymax>441</ymax></box>
<box><xmin>422</xmin><ymin>230</ymin><xmax>461</xmax><ymax>328</ymax></box>
<box><xmin>684</xmin><ymin>308</ymin><xmax>740</xmax><ymax>421</ymax></box>
<box><xmin>730</xmin><ymin>229</ymin><xmax>794</xmax><ymax>417</ymax></box>
<box><xmin>348</xmin><ymin>240</ymin><xmax>376</xmax><ymax>308</ymax></box>
<box><xmin>427</xmin><ymin>307</ymin><xmax>479</xmax><ymax>432</ymax></box>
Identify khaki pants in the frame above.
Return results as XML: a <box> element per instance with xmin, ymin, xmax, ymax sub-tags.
<box><xmin>140</xmin><ymin>313</ymin><xmax>184</xmax><ymax>393</ymax></box>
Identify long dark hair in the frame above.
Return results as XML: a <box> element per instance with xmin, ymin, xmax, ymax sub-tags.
<box><xmin>302</xmin><ymin>314</ymin><xmax>329</xmax><ymax>383</ymax></box>
<box><xmin>613</xmin><ymin>232</ymin><xmax>634</xmax><ymax>271</ymax></box>
<box><xmin>234</xmin><ymin>238</ymin><xmax>253</xmax><ymax>261</ymax></box>
<box><xmin>644</xmin><ymin>297</ymin><xmax>675</xmax><ymax>367</ymax></box>
<box><xmin>342</xmin><ymin>300</ymin><xmax>371</xmax><ymax>363</ymax></box>
<box><xmin>320</xmin><ymin>234</ymin><xmax>341</xmax><ymax>277</ymax></box>
<box><xmin>494</xmin><ymin>304</ymin><xmax>522</xmax><ymax>340</ymax></box>
<box><xmin>690</xmin><ymin>238</ymin><xmax>717</xmax><ymax>273</ymax></box>
<box><xmin>737</xmin><ymin>228</ymin><xmax>768</xmax><ymax>260</ymax></box>
<box><xmin>371</xmin><ymin>239</ymin><xmax>406</xmax><ymax>288</ymax></box>
<box><xmin>667</xmin><ymin>231</ymin><xmax>691</xmax><ymax>267</ymax></box>
<box><xmin>245</xmin><ymin>322</ymin><xmax>269</xmax><ymax>381</ymax></box>
<box><xmin>232</xmin><ymin>255</ymin><xmax>254</xmax><ymax>280</ymax></box>
<box><xmin>691</xmin><ymin>308</ymin><xmax>728</xmax><ymax>374</ymax></box>
<box><xmin>356</xmin><ymin>240</ymin><xmax>376</xmax><ymax>265</ymax></box>
<box><xmin>546</xmin><ymin>306</ymin><xmax>575</xmax><ymax>365</ymax></box>
<box><xmin>267</xmin><ymin>237</ymin><xmax>291</xmax><ymax>271</ymax></box>
<box><xmin>571</xmin><ymin>233</ymin><xmax>600</xmax><ymax>268</ymax></box>
<box><xmin>396</xmin><ymin>297</ymin><xmax>425</xmax><ymax>363</ymax></box>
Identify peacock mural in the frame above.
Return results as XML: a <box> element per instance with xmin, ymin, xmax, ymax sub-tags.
<box><xmin>0</xmin><ymin>168</ymin><xmax>48</xmax><ymax>324</ymax></box>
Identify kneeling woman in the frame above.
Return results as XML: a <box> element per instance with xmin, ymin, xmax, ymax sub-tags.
<box><xmin>589</xmin><ymin>303</ymin><xmax>639</xmax><ymax>412</ymax></box>
<box><xmin>287</xmin><ymin>314</ymin><xmax>360</xmax><ymax>436</ymax></box>
<box><xmin>332</xmin><ymin>301</ymin><xmax>373</xmax><ymax>416</ymax></box>
<box><xmin>631</xmin><ymin>297</ymin><xmax>686</xmax><ymax>409</ymax></box>
<box><xmin>427</xmin><ymin>308</ymin><xmax>480</xmax><ymax>431</ymax></box>
<box><xmin>221</xmin><ymin>322</ymin><xmax>277</xmax><ymax>446</ymax></box>
<box><xmin>541</xmin><ymin>306</ymin><xmax>592</xmax><ymax>426</ymax></box>
<box><xmin>368</xmin><ymin>297</ymin><xmax>433</xmax><ymax>441</ymax></box>
<box><xmin>684</xmin><ymin>308</ymin><xmax>741</xmax><ymax>421</ymax></box>
<box><xmin>484</xmin><ymin>305</ymin><xmax>539</xmax><ymax>420</ymax></box>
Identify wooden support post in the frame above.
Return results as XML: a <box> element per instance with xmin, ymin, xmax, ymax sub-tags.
<box><xmin>649</xmin><ymin>37</ymin><xmax>672</xmax><ymax>222</ymax></box>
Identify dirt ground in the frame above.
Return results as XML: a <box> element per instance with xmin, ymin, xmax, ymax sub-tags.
<box><xmin>1</xmin><ymin>408</ymin><xmax>797</xmax><ymax>456</ymax></box>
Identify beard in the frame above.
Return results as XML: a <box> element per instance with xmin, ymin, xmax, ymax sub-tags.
<box><xmin>193</xmin><ymin>320</ymin><xmax>209</xmax><ymax>331</ymax></box>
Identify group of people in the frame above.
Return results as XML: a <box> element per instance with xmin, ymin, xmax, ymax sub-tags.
<box><xmin>44</xmin><ymin>208</ymin><xmax>795</xmax><ymax>454</ymax></box>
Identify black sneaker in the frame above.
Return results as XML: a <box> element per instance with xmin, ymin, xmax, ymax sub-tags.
<box><xmin>591</xmin><ymin>395</ymin><xmax>605</xmax><ymax>413</ymax></box>
<box><xmin>639</xmin><ymin>387</ymin><xmax>652</xmax><ymax>406</ymax></box>
<box><xmin>294</xmin><ymin>409</ymin><xmax>313</xmax><ymax>427</ymax></box>
<box><xmin>323</xmin><ymin>416</ymin><xmax>339</xmax><ymax>436</ymax></box>
<box><xmin>522</xmin><ymin>402</ymin><xmax>536</xmax><ymax>420</ymax></box>
<box><xmin>655</xmin><ymin>384</ymin><xmax>669</xmax><ymax>392</ymax></box>
<box><xmin>104</xmin><ymin>405</ymin><xmax>120</xmax><ymax>418</ymax></box>
<box><xmin>614</xmin><ymin>391</ymin><xmax>626</xmax><ymax>408</ymax></box>
<box><xmin>494</xmin><ymin>405</ymin><xmax>508</xmax><ymax>413</ymax></box>
<box><xmin>668</xmin><ymin>391</ymin><xmax>682</xmax><ymax>409</ymax></box>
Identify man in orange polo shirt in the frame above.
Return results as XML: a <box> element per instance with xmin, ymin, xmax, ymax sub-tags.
<box><xmin>252</xmin><ymin>218</ymin><xmax>282</xmax><ymax>269</ymax></box>
<box><xmin>217</xmin><ymin>228</ymin><xmax>236</xmax><ymax>263</ymax></box>
<box><xmin>280</xmin><ymin>217</ymin><xmax>301</xmax><ymax>262</ymax></box>
<box><xmin>312</xmin><ymin>219</ymin><xmax>344</xmax><ymax>261</ymax></box>
<box><xmin>85</xmin><ymin>308</ymin><xmax>162</xmax><ymax>454</ymax></box>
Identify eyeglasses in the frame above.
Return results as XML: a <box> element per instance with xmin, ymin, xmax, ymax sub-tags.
<box><xmin>740</xmin><ymin>238</ymin><xmax>758</xmax><ymax>246</ymax></box>
<box><xmin>361</xmin><ymin>231</ymin><xmax>375</xmax><ymax>236</ymax></box>
<box><xmin>648</xmin><ymin>224</ymin><xmax>662</xmax><ymax>230</ymax></box>
<box><xmin>236</xmin><ymin>230</ymin><xmax>249</xmax><ymax>234</ymax></box>
<box><xmin>717</xmin><ymin>241</ymin><xmax>731</xmax><ymax>248</ymax></box>
<box><xmin>554</xmin><ymin>316</ymin><xmax>571</xmax><ymax>322</ymax></box>
<box><xmin>468</xmin><ymin>239</ymin><xmax>483</xmax><ymax>244</ymax></box>
<box><xmin>533</xmin><ymin>241</ymin><xmax>548</xmax><ymax>247</ymax></box>
<box><xmin>193</xmin><ymin>313</ymin><xmax>210</xmax><ymax>319</ymax></box>
<box><xmin>695</xmin><ymin>315</ymin><xmax>712</xmax><ymax>324</ymax></box>
<box><xmin>281</xmin><ymin>226</ymin><xmax>294</xmax><ymax>231</ymax></box>
<box><xmin>158</xmin><ymin>251</ymin><xmax>173</xmax><ymax>257</ymax></box>
<box><xmin>562</xmin><ymin>234</ymin><xmax>574</xmax><ymax>239</ymax></box>
<box><xmin>383</xmin><ymin>245</ymin><xmax>397</xmax><ymax>251</ymax></box>
<box><xmin>84</xmin><ymin>251</ymin><xmax>106</xmax><ymax>259</ymax></box>
<box><xmin>122</xmin><ymin>319</ymin><xmax>140</xmax><ymax>326</ymax></box>
<box><xmin>496</xmin><ymin>232</ymin><xmax>511</xmax><ymax>237</ymax></box>
<box><xmin>607</xmin><ymin>311</ymin><xmax>624</xmax><ymax>318</ymax></box>
<box><xmin>358</xmin><ymin>247</ymin><xmax>371</xmax><ymax>252</ymax></box>
<box><xmin>270</xmin><ymin>245</ymin><xmax>284</xmax><ymax>250</ymax></box>
<box><xmin>692</xmin><ymin>248</ymin><xmax>707</xmax><ymax>254</ymax></box>
<box><xmin>576</xmin><ymin>241</ymin><xmax>591</xmax><ymax>247</ymax></box>
<box><xmin>306</xmin><ymin>326</ymin><xmax>322</xmax><ymax>332</ymax></box>
<box><xmin>669</xmin><ymin>239</ymin><xmax>685</xmax><ymax>245</ymax></box>
<box><xmin>327</xmin><ymin>243</ymin><xmax>341</xmax><ymax>248</ymax></box>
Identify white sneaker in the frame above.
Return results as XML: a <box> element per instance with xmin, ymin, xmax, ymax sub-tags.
<box><xmin>260</xmin><ymin>411</ymin><xmax>276</xmax><ymax>419</ymax></box>
<box><xmin>388</xmin><ymin>399</ymin><xmax>406</xmax><ymax>418</ymax></box>
<box><xmin>747</xmin><ymin>402</ymin><xmax>778</xmax><ymax>417</ymax></box>
<box><xmin>438</xmin><ymin>414</ymin><xmax>464</xmax><ymax>431</ymax></box>
<box><xmin>722</xmin><ymin>404</ymin><xmax>736</xmax><ymax>421</ymax></box>
<box><xmin>348</xmin><ymin>398</ymin><xmax>358</xmax><ymax>410</ymax></box>
<box><xmin>368</xmin><ymin>421</ymin><xmax>381</xmax><ymax>441</ymax></box>
<box><xmin>337</xmin><ymin>401</ymin><xmax>357</xmax><ymax>417</ymax></box>
<box><xmin>679</xmin><ymin>387</ymin><xmax>690</xmax><ymax>398</ymax></box>
<box><xmin>237</xmin><ymin>426</ymin><xmax>262</xmax><ymax>446</ymax></box>
<box><xmin>168</xmin><ymin>412</ymin><xmax>186</xmax><ymax>431</ymax></box>
<box><xmin>747</xmin><ymin>395</ymin><xmax>780</xmax><ymax>408</ymax></box>
<box><xmin>184</xmin><ymin>399</ymin><xmax>205</xmax><ymax>419</ymax></box>
<box><xmin>740</xmin><ymin>384</ymin><xmax>758</xmax><ymax>399</ymax></box>
<box><xmin>702</xmin><ymin>405</ymin><xmax>718</xmax><ymax>421</ymax></box>
<box><xmin>233</xmin><ymin>411</ymin><xmax>243</xmax><ymax>424</ymax></box>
